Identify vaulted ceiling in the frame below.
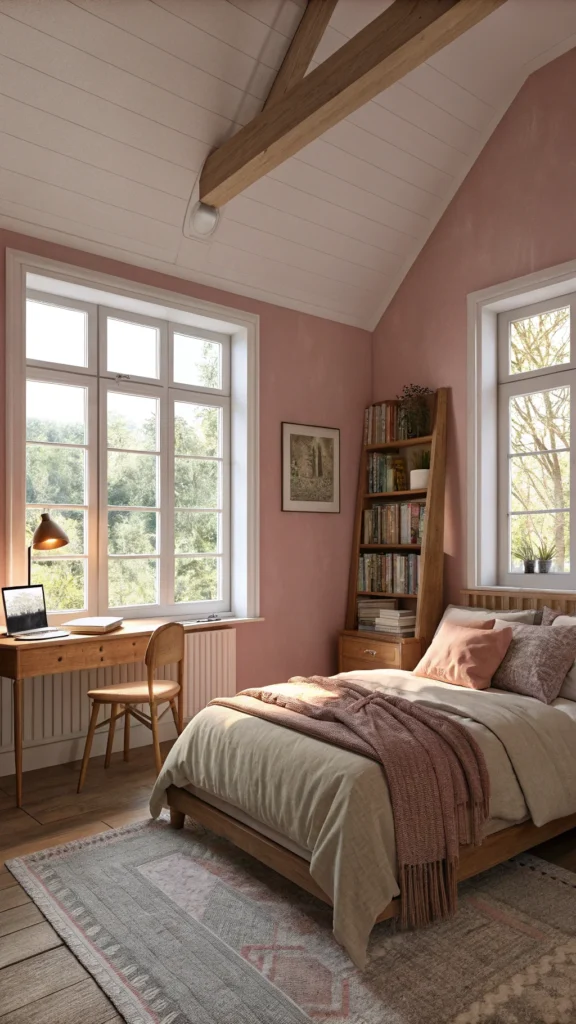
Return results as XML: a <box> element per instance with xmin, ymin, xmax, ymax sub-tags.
<box><xmin>1</xmin><ymin>0</ymin><xmax>575</xmax><ymax>329</ymax></box>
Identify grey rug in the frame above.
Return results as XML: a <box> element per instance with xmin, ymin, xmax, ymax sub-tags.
<box><xmin>8</xmin><ymin>817</ymin><xmax>576</xmax><ymax>1024</ymax></box>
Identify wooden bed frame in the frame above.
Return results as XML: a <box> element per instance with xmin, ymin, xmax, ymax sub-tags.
<box><xmin>166</xmin><ymin>586</ymin><xmax>576</xmax><ymax>924</ymax></box>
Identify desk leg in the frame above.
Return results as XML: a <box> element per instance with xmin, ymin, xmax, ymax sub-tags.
<box><xmin>13</xmin><ymin>678</ymin><xmax>23</xmax><ymax>808</ymax></box>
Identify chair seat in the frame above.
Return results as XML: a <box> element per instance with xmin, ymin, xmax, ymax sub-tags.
<box><xmin>86</xmin><ymin>680</ymin><xmax>180</xmax><ymax>703</ymax></box>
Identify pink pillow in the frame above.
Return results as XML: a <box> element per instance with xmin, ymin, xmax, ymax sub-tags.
<box><xmin>414</xmin><ymin>621</ymin><xmax>512</xmax><ymax>690</ymax></box>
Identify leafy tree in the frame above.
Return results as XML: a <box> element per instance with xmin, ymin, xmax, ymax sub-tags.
<box><xmin>26</xmin><ymin>390</ymin><xmax>221</xmax><ymax>610</ymax></box>
<box><xmin>508</xmin><ymin>309</ymin><xmax>570</xmax><ymax>571</ymax></box>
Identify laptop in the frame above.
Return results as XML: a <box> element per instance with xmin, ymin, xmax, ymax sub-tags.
<box><xmin>2</xmin><ymin>585</ymin><xmax>69</xmax><ymax>640</ymax></box>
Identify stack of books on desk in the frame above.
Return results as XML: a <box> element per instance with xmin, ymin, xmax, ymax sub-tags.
<box><xmin>373</xmin><ymin>609</ymin><xmax>416</xmax><ymax>637</ymax></box>
<box><xmin>357</xmin><ymin>598</ymin><xmax>397</xmax><ymax>631</ymax></box>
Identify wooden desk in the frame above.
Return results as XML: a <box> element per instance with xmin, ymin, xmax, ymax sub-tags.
<box><xmin>0</xmin><ymin>617</ymin><xmax>241</xmax><ymax>807</ymax></box>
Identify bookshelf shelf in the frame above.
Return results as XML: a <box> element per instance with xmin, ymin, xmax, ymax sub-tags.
<box><xmin>360</xmin><ymin>544</ymin><xmax>421</xmax><ymax>551</ymax></box>
<box><xmin>366</xmin><ymin>435</ymin><xmax>433</xmax><ymax>452</ymax></box>
<box><xmin>364</xmin><ymin>489</ymin><xmax>427</xmax><ymax>499</ymax></box>
<box><xmin>340</xmin><ymin>389</ymin><xmax>447</xmax><ymax>673</ymax></box>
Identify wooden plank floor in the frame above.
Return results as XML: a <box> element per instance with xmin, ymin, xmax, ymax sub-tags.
<box><xmin>0</xmin><ymin>741</ymin><xmax>172</xmax><ymax>1024</ymax></box>
<box><xmin>1</xmin><ymin>740</ymin><xmax>576</xmax><ymax>1022</ymax></box>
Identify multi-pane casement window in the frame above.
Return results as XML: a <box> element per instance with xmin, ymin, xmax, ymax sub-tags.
<box><xmin>23</xmin><ymin>291</ymin><xmax>231</xmax><ymax>618</ymax></box>
<box><xmin>498</xmin><ymin>294</ymin><xmax>575</xmax><ymax>586</ymax></box>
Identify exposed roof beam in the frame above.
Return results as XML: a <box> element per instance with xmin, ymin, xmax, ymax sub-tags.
<box><xmin>263</xmin><ymin>0</ymin><xmax>340</xmax><ymax>110</ymax></box>
<box><xmin>200</xmin><ymin>0</ymin><xmax>507</xmax><ymax>208</ymax></box>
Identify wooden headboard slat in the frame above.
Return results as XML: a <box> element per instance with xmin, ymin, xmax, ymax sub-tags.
<box><xmin>461</xmin><ymin>588</ymin><xmax>576</xmax><ymax>616</ymax></box>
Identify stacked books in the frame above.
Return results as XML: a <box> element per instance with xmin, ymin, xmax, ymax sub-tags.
<box><xmin>358</xmin><ymin>553</ymin><xmax>420</xmax><ymax>594</ymax></box>
<box><xmin>367</xmin><ymin>454</ymin><xmax>407</xmax><ymax>493</ymax></box>
<box><xmin>364</xmin><ymin>402</ymin><xmax>408</xmax><ymax>444</ymax></box>
<box><xmin>363</xmin><ymin>502</ymin><xmax>425</xmax><ymax>545</ymax></box>
<box><xmin>374</xmin><ymin>609</ymin><xmax>417</xmax><ymax>637</ymax></box>
<box><xmin>63</xmin><ymin>616</ymin><xmax>123</xmax><ymax>634</ymax></box>
<box><xmin>357</xmin><ymin>597</ymin><xmax>398</xmax><ymax>631</ymax></box>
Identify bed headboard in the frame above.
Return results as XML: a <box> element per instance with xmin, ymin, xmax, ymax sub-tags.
<box><xmin>461</xmin><ymin>587</ymin><xmax>576</xmax><ymax>616</ymax></box>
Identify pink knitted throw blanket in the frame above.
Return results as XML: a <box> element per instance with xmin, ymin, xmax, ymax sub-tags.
<box><xmin>211</xmin><ymin>676</ymin><xmax>490</xmax><ymax>929</ymax></box>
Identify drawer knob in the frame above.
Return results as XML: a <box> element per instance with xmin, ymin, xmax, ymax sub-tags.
<box><xmin>363</xmin><ymin>649</ymin><xmax>377</xmax><ymax>657</ymax></box>
<box><xmin>57</xmin><ymin>656</ymin><xmax>62</xmax><ymax>662</ymax></box>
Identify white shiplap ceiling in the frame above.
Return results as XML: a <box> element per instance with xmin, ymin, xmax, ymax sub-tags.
<box><xmin>0</xmin><ymin>0</ymin><xmax>575</xmax><ymax>329</ymax></box>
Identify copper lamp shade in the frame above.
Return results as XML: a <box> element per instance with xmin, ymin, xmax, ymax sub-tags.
<box><xmin>28</xmin><ymin>513</ymin><xmax>69</xmax><ymax>584</ymax></box>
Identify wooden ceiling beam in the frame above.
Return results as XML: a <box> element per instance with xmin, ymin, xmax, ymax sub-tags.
<box><xmin>263</xmin><ymin>0</ymin><xmax>340</xmax><ymax>110</ymax></box>
<box><xmin>200</xmin><ymin>0</ymin><xmax>507</xmax><ymax>208</ymax></box>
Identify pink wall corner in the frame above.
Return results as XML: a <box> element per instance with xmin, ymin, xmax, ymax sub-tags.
<box><xmin>0</xmin><ymin>229</ymin><xmax>372</xmax><ymax>689</ymax></box>
<box><xmin>371</xmin><ymin>46</ymin><xmax>576</xmax><ymax>604</ymax></box>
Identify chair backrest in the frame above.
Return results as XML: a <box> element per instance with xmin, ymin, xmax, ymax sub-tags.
<box><xmin>145</xmin><ymin>622</ymin><xmax>185</xmax><ymax>671</ymax></box>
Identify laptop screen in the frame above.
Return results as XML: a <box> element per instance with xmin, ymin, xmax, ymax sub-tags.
<box><xmin>2</xmin><ymin>585</ymin><xmax>48</xmax><ymax>635</ymax></box>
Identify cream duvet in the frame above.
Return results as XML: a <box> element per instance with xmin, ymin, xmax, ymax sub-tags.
<box><xmin>150</xmin><ymin>669</ymin><xmax>576</xmax><ymax>966</ymax></box>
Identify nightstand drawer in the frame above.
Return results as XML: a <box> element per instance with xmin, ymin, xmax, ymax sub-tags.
<box><xmin>339</xmin><ymin>635</ymin><xmax>400</xmax><ymax>671</ymax></box>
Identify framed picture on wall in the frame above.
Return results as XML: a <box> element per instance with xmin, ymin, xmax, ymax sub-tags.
<box><xmin>282</xmin><ymin>422</ymin><xmax>340</xmax><ymax>513</ymax></box>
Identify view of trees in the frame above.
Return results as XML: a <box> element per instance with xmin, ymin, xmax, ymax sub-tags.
<box><xmin>508</xmin><ymin>308</ymin><xmax>570</xmax><ymax>571</ymax></box>
<box><xmin>26</xmin><ymin>362</ymin><xmax>223</xmax><ymax>610</ymax></box>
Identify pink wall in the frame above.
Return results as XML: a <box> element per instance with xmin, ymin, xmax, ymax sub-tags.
<box><xmin>0</xmin><ymin>229</ymin><xmax>372</xmax><ymax>689</ymax></box>
<box><xmin>372</xmin><ymin>47</ymin><xmax>576</xmax><ymax>604</ymax></box>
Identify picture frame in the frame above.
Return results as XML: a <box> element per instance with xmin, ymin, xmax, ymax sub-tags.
<box><xmin>281</xmin><ymin>422</ymin><xmax>340</xmax><ymax>513</ymax></box>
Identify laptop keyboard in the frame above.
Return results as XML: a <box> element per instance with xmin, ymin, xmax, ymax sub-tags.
<box><xmin>19</xmin><ymin>628</ymin><xmax>62</xmax><ymax>637</ymax></box>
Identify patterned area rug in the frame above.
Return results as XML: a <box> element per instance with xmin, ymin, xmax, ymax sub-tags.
<box><xmin>8</xmin><ymin>818</ymin><xmax>576</xmax><ymax>1024</ymax></box>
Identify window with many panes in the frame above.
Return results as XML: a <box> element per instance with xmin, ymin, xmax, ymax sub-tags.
<box><xmin>23</xmin><ymin>291</ymin><xmax>231</xmax><ymax>618</ymax></box>
<box><xmin>498</xmin><ymin>295</ymin><xmax>574</xmax><ymax>585</ymax></box>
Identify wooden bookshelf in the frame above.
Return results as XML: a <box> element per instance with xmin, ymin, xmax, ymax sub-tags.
<box><xmin>340</xmin><ymin>388</ymin><xmax>447</xmax><ymax>672</ymax></box>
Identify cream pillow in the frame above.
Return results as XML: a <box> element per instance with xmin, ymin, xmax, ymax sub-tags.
<box><xmin>435</xmin><ymin>604</ymin><xmax>540</xmax><ymax>636</ymax></box>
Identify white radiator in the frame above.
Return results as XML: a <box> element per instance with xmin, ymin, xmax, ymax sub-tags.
<box><xmin>183</xmin><ymin>628</ymin><xmax>236</xmax><ymax>719</ymax></box>
<box><xmin>0</xmin><ymin>628</ymin><xmax>236</xmax><ymax>775</ymax></box>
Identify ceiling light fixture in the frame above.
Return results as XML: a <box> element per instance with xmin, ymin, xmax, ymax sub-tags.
<box><xmin>188</xmin><ymin>201</ymin><xmax>220</xmax><ymax>238</ymax></box>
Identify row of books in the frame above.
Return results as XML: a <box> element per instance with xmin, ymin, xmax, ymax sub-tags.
<box><xmin>357</xmin><ymin>597</ymin><xmax>398</xmax><ymax>631</ymax></box>
<box><xmin>367</xmin><ymin>454</ymin><xmax>407</xmax><ymax>494</ymax></box>
<box><xmin>364</xmin><ymin>402</ymin><xmax>409</xmax><ymax>444</ymax></box>
<box><xmin>373</xmin><ymin>609</ymin><xmax>416</xmax><ymax>637</ymax></box>
<box><xmin>363</xmin><ymin>502</ymin><xmax>425</xmax><ymax>545</ymax></box>
<box><xmin>357</xmin><ymin>553</ymin><xmax>420</xmax><ymax>595</ymax></box>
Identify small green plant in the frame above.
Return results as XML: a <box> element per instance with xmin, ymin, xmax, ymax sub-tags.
<box><xmin>512</xmin><ymin>537</ymin><xmax>535</xmax><ymax>561</ymax></box>
<box><xmin>535</xmin><ymin>540</ymin><xmax>556</xmax><ymax>562</ymax></box>
<box><xmin>412</xmin><ymin>449</ymin><xmax>431</xmax><ymax>470</ymax></box>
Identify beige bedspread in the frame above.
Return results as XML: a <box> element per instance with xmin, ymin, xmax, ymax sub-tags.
<box><xmin>150</xmin><ymin>669</ymin><xmax>576</xmax><ymax>966</ymax></box>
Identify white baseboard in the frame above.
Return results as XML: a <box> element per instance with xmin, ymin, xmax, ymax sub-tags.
<box><xmin>0</xmin><ymin>718</ymin><xmax>177</xmax><ymax>777</ymax></box>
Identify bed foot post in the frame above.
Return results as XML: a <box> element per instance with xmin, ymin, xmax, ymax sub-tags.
<box><xmin>170</xmin><ymin>808</ymin><xmax>185</xmax><ymax>829</ymax></box>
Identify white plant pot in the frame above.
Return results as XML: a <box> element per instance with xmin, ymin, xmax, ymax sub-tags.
<box><xmin>410</xmin><ymin>468</ymin><xmax>430</xmax><ymax>490</ymax></box>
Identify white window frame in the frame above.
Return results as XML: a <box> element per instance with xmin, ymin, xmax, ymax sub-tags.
<box><xmin>468</xmin><ymin>258</ymin><xmax>576</xmax><ymax>592</ymax></box>
<box><xmin>26</xmin><ymin>367</ymin><xmax>98</xmax><ymax>620</ymax></box>
<box><xmin>6</xmin><ymin>250</ymin><xmax>259</xmax><ymax>623</ymax></box>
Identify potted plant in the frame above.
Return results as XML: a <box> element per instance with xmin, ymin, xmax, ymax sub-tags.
<box><xmin>535</xmin><ymin>540</ymin><xmax>556</xmax><ymax>574</ymax></box>
<box><xmin>512</xmin><ymin>537</ymin><xmax>536</xmax><ymax>573</ymax></box>
<box><xmin>410</xmin><ymin>449</ymin><xmax>431</xmax><ymax>490</ymax></box>
<box><xmin>397</xmin><ymin>384</ymin><xmax>434</xmax><ymax>439</ymax></box>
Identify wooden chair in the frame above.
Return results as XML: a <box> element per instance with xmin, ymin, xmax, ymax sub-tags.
<box><xmin>77</xmin><ymin>622</ymin><xmax>185</xmax><ymax>792</ymax></box>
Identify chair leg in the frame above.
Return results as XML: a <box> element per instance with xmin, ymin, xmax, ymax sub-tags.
<box><xmin>78</xmin><ymin>701</ymin><xmax>100</xmax><ymax>793</ymax></box>
<box><xmin>105</xmin><ymin>703</ymin><xmax>120</xmax><ymax>768</ymax></box>
<box><xmin>150</xmin><ymin>701</ymin><xmax>162</xmax><ymax>774</ymax></box>
<box><xmin>177</xmin><ymin>688</ymin><xmax>183</xmax><ymax>734</ymax></box>
<box><xmin>169</xmin><ymin>699</ymin><xmax>180</xmax><ymax>735</ymax></box>
<box><xmin>123</xmin><ymin>705</ymin><xmax>130</xmax><ymax>762</ymax></box>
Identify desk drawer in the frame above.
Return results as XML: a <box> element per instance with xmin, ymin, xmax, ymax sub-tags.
<box><xmin>17</xmin><ymin>635</ymin><xmax>148</xmax><ymax>677</ymax></box>
<box><xmin>339</xmin><ymin>635</ymin><xmax>400</xmax><ymax>672</ymax></box>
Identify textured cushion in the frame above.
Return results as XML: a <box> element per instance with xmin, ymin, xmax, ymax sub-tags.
<box><xmin>542</xmin><ymin>606</ymin><xmax>563</xmax><ymax>625</ymax></box>
<box><xmin>414</xmin><ymin>621</ymin><xmax>511</xmax><ymax>690</ymax></box>
<box><xmin>435</xmin><ymin>604</ymin><xmax>540</xmax><ymax>636</ymax></box>
<box><xmin>492</xmin><ymin>623</ymin><xmax>576</xmax><ymax>704</ymax></box>
<box><xmin>542</xmin><ymin>613</ymin><xmax>576</xmax><ymax>700</ymax></box>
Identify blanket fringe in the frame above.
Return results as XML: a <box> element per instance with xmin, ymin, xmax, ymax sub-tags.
<box><xmin>399</xmin><ymin>858</ymin><xmax>458</xmax><ymax>930</ymax></box>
